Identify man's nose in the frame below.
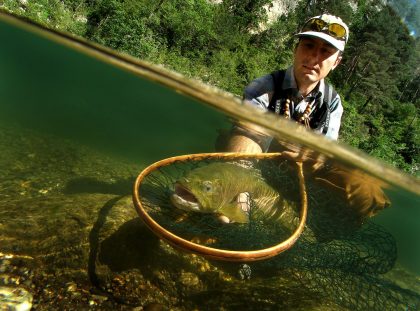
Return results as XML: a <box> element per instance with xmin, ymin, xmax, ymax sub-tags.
<box><xmin>309</xmin><ymin>47</ymin><xmax>322</xmax><ymax>62</ymax></box>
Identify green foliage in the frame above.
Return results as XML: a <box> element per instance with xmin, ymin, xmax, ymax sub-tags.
<box><xmin>338</xmin><ymin>97</ymin><xmax>370</xmax><ymax>148</ymax></box>
<box><xmin>219</xmin><ymin>0</ymin><xmax>271</xmax><ymax>32</ymax></box>
<box><xmin>295</xmin><ymin>0</ymin><xmax>353</xmax><ymax>26</ymax></box>
<box><xmin>84</xmin><ymin>0</ymin><xmax>166</xmax><ymax>60</ymax></box>
<box><xmin>155</xmin><ymin>0</ymin><xmax>219</xmax><ymax>53</ymax></box>
<box><xmin>360</xmin><ymin>115</ymin><xmax>409</xmax><ymax>170</ymax></box>
<box><xmin>1</xmin><ymin>0</ymin><xmax>87</xmax><ymax>36</ymax></box>
<box><xmin>336</xmin><ymin>6</ymin><xmax>414</xmax><ymax>108</ymax></box>
<box><xmin>389</xmin><ymin>0</ymin><xmax>420</xmax><ymax>37</ymax></box>
<box><xmin>3</xmin><ymin>0</ymin><xmax>419</xmax><ymax>175</ymax></box>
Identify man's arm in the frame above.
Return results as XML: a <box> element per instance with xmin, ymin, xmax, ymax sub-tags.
<box><xmin>224</xmin><ymin>73</ymin><xmax>276</xmax><ymax>153</ymax></box>
<box><xmin>243</xmin><ymin>74</ymin><xmax>274</xmax><ymax>110</ymax></box>
<box><xmin>225</xmin><ymin>134</ymin><xmax>263</xmax><ymax>153</ymax></box>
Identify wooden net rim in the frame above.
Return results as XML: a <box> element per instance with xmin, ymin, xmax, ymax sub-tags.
<box><xmin>132</xmin><ymin>152</ymin><xmax>308</xmax><ymax>262</ymax></box>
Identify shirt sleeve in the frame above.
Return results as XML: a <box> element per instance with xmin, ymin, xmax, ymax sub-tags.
<box><xmin>243</xmin><ymin>74</ymin><xmax>275</xmax><ymax>110</ymax></box>
<box><xmin>325</xmin><ymin>94</ymin><xmax>343</xmax><ymax>141</ymax></box>
<box><xmin>231</xmin><ymin>74</ymin><xmax>275</xmax><ymax>151</ymax></box>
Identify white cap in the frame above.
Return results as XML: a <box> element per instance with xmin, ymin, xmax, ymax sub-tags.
<box><xmin>296</xmin><ymin>14</ymin><xmax>349</xmax><ymax>51</ymax></box>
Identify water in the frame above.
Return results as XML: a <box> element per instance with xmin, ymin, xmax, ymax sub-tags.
<box><xmin>0</xmin><ymin>16</ymin><xmax>229</xmax><ymax>164</ymax></box>
<box><xmin>1</xmin><ymin>12</ymin><xmax>419</xmax><ymax>310</ymax></box>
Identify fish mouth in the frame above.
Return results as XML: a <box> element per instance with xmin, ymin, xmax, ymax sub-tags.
<box><xmin>170</xmin><ymin>183</ymin><xmax>201</xmax><ymax>212</ymax></box>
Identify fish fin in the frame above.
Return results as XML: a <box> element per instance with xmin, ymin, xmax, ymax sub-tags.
<box><xmin>175</xmin><ymin>213</ymin><xmax>190</xmax><ymax>223</ymax></box>
<box><xmin>219</xmin><ymin>203</ymin><xmax>249</xmax><ymax>224</ymax></box>
<box><xmin>191</xmin><ymin>236</ymin><xmax>217</xmax><ymax>245</ymax></box>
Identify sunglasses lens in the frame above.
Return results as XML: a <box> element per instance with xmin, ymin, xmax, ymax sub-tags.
<box><xmin>303</xmin><ymin>18</ymin><xmax>325</xmax><ymax>32</ymax></box>
<box><xmin>329</xmin><ymin>24</ymin><xmax>346</xmax><ymax>39</ymax></box>
<box><xmin>301</xmin><ymin>18</ymin><xmax>347</xmax><ymax>41</ymax></box>
<box><xmin>313</xmin><ymin>19</ymin><xmax>326</xmax><ymax>31</ymax></box>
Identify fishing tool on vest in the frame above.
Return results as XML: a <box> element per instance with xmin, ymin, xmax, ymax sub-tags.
<box><xmin>283</xmin><ymin>98</ymin><xmax>291</xmax><ymax>119</ymax></box>
<box><xmin>269</xmin><ymin>70</ymin><xmax>337</xmax><ymax>134</ymax></box>
<box><xmin>298</xmin><ymin>98</ymin><xmax>316</xmax><ymax>128</ymax></box>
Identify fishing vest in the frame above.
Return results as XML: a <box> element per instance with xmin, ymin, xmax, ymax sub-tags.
<box><xmin>268</xmin><ymin>70</ymin><xmax>338</xmax><ymax>135</ymax></box>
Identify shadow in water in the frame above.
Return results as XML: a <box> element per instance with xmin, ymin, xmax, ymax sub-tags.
<box><xmin>64</xmin><ymin>177</ymin><xmax>135</xmax><ymax>196</ymax></box>
<box><xmin>88</xmin><ymin>195</ymin><xmax>127</xmax><ymax>288</ymax></box>
<box><xmin>87</xmin><ymin>193</ymin><xmax>177</xmax><ymax>288</ymax></box>
<box><xmin>98</xmin><ymin>218</ymin><xmax>160</xmax><ymax>272</ymax></box>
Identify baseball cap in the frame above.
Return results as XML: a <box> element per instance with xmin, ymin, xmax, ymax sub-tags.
<box><xmin>296</xmin><ymin>14</ymin><xmax>349</xmax><ymax>51</ymax></box>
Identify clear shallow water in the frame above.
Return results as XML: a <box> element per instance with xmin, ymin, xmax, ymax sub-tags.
<box><xmin>0</xmin><ymin>12</ymin><xmax>419</xmax><ymax>310</ymax></box>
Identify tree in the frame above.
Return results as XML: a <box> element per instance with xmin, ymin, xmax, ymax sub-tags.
<box><xmin>219</xmin><ymin>0</ymin><xmax>272</xmax><ymax>32</ymax></box>
<box><xmin>339</xmin><ymin>6</ymin><xmax>415</xmax><ymax>111</ymax></box>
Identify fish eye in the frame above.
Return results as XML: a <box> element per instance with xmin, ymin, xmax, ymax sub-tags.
<box><xmin>202</xmin><ymin>181</ymin><xmax>212</xmax><ymax>192</ymax></box>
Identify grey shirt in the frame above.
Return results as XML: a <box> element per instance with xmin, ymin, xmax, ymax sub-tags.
<box><xmin>243</xmin><ymin>66</ymin><xmax>343</xmax><ymax>141</ymax></box>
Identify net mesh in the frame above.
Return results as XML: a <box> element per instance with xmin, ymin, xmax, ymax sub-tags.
<box><xmin>136</xmin><ymin>155</ymin><xmax>420</xmax><ymax>310</ymax></box>
<box><xmin>138</xmin><ymin>156</ymin><xmax>300</xmax><ymax>251</ymax></box>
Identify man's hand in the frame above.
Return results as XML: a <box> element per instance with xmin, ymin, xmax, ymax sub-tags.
<box><xmin>281</xmin><ymin>148</ymin><xmax>391</xmax><ymax>220</ymax></box>
<box><xmin>315</xmin><ymin>168</ymin><xmax>391</xmax><ymax>219</ymax></box>
<box><xmin>281</xmin><ymin>149</ymin><xmax>326</xmax><ymax>173</ymax></box>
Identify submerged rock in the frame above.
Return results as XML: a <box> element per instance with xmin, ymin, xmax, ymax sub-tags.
<box><xmin>0</xmin><ymin>286</ymin><xmax>33</xmax><ymax>311</ymax></box>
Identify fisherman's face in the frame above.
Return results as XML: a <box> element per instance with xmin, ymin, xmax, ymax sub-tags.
<box><xmin>293</xmin><ymin>36</ymin><xmax>342</xmax><ymax>86</ymax></box>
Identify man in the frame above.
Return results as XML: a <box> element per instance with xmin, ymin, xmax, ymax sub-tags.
<box><xmin>227</xmin><ymin>14</ymin><xmax>348</xmax><ymax>153</ymax></box>
<box><xmin>223</xmin><ymin>14</ymin><xmax>390</xmax><ymax>224</ymax></box>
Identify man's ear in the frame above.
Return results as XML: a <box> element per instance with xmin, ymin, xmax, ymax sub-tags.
<box><xmin>331</xmin><ymin>54</ymin><xmax>342</xmax><ymax>70</ymax></box>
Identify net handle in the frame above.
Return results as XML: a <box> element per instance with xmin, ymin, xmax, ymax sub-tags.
<box><xmin>132</xmin><ymin>152</ymin><xmax>308</xmax><ymax>262</ymax></box>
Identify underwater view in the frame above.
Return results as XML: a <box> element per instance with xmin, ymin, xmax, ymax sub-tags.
<box><xmin>1</xmin><ymin>12</ymin><xmax>420</xmax><ymax>311</ymax></box>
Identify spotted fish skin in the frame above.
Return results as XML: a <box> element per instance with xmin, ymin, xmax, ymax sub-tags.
<box><xmin>170</xmin><ymin>162</ymin><xmax>299</xmax><ymax>225</ymax></box>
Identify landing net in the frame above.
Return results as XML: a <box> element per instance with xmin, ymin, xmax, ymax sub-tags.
<box><xmin>133</xmin><ymin>152</ymin><xmax>307</xmax><ymax>261</ymax></box>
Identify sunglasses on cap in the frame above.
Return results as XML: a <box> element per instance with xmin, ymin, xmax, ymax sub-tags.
<box><xmin>301</xmin><ymin>18</ymin><xmax>347</xmax><ymax>41</ymax></box>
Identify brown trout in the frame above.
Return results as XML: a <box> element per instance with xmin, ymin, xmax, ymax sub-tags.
<box><xmin>170</xmin><ymin>162</ymin><xmax>298</xmax><ymax>224</ymax></box>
